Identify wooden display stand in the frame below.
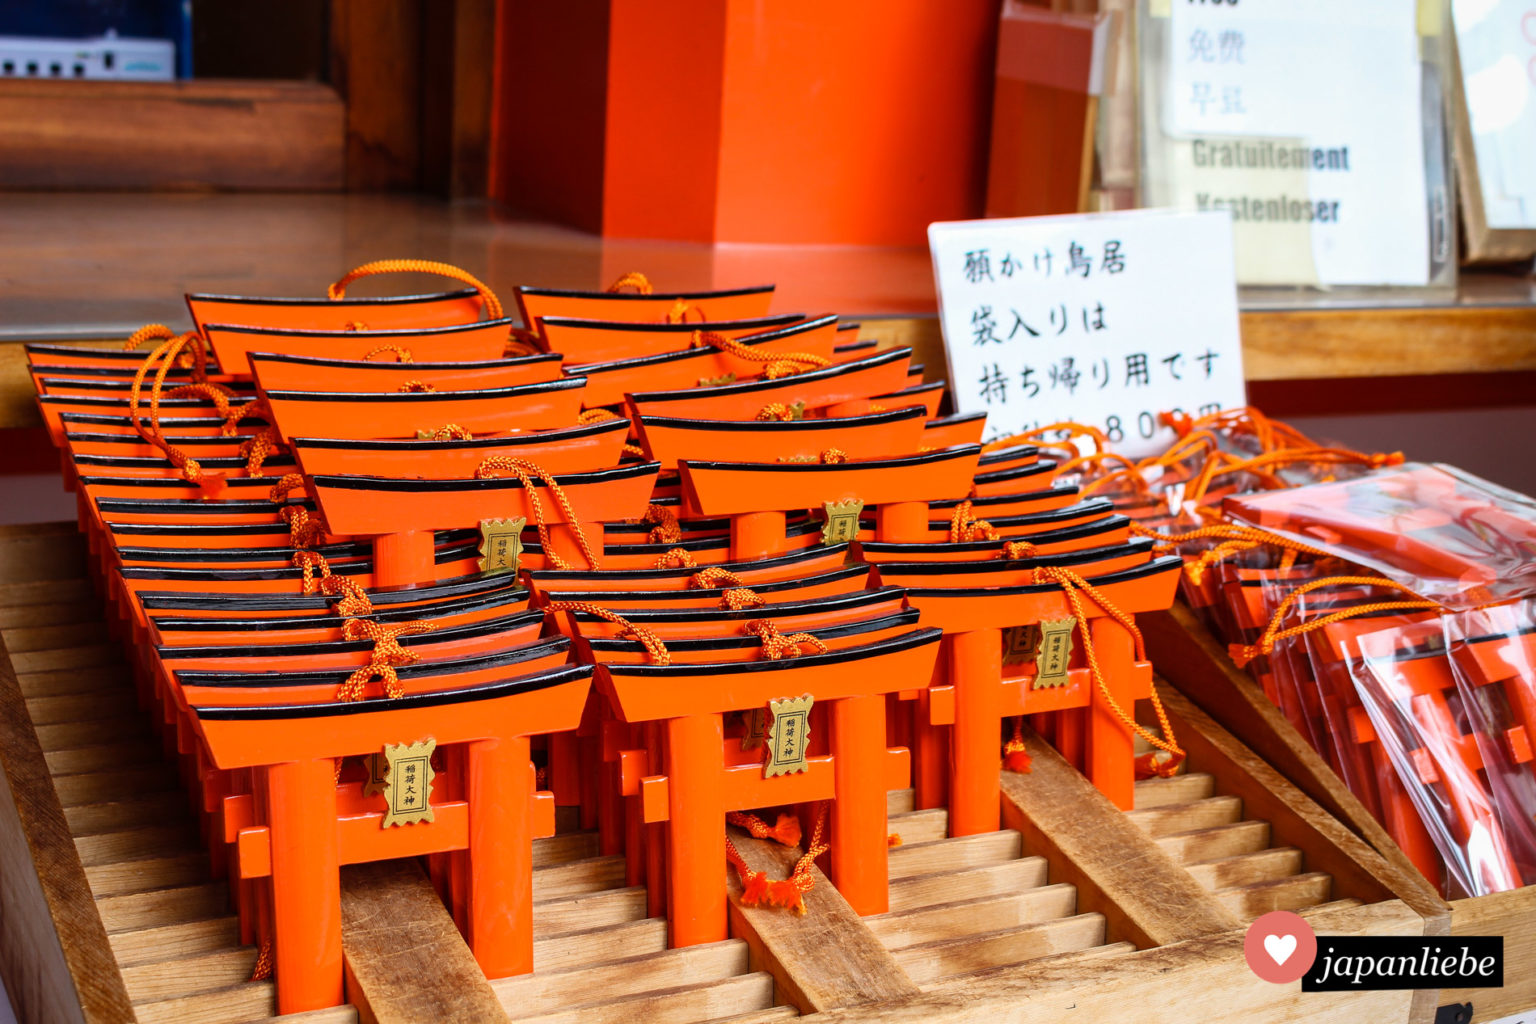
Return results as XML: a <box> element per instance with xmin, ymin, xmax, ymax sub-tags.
<box><xmin>1146</xmin><ymin>603</ymin><xmax>1534</xmax><ymax>1023</ymax></box>
<box><xmin>0</xmin><ymin>521</ymin><xmax>1463</xmax><ymax>1024</ymax></box>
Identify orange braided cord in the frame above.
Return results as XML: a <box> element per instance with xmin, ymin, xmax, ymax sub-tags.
<box><xmin>329</xmin><ymin>260</ymin><xmax>503</xmax><ymax>319</ymax></box>
<box><xmin>606</xmin><ymin>271</ymin><xmax>653</xmax><ymax>294</ymax></box>
<box><xmin>365</xmin><ymin>344</ymin><xmax>413</xmax><ymax>364</ymax></box>
<box><xmin>623</xmin><ymin>443</ymin><xmax>646</xmax><ymax>458</ymax></box>
<box><xmin>689</xmin><ymin>567</ymin><xmax>750</xmax><ymax>590</ymax></box>
<box><xmin>398</xmin><ymin>380</ymin><xmax>436</xmax><ymax>393</ymax></box>
<box><xmin>666</xmin><ymin>298</ymin><xmax>705</xmax><ymax>323</ymax></box>
<box><xmin>1229</xmin><ymin>575</ymin><xmax>1439</xmax><ymax>669</ymax></box>
<box><xmin>474</xmin><ymin>457</ymin><xmax>602</xmax><ymax>570</ymax></box>
<box><xmin>949</xmin><ymin>500</ymin><xmax>998</xmax><ymax>543</ymax></box>
<box><xmin>744</xmin><ymin>619</ymin><xmax>827</xmax><ymax>660</ymax></box>
<box><xmin>420</xmin><ymin>423</ymin><xmax>473</xmax><ymax>440</ymax></box>
<box><xmin>162</xmin><ymin>381</ymin><xmax>245</xmax><ymax>436</ymax></box>
<box><xmin>249</xmin><ymin>937</ymin><xmax>274</xmax><ymax>981</ymax></box>
<box><xmin>1000</xmin><ymin>540</ymin><xmax>1036</xmax><ymax>560</ymax></box>
<box><xmin>726</xmin><ymin>810</ymin><xmax>801</xmax><ymax>847</ymax></box>
<box><xmin>643</xmin><ymin>503</ymin><xmax>682</xmax><ymax>544</ymax></box>
<box><xmin>335</xmin><ymin>617</ymin><xmax>436</xmax><ymax>702</ymax></box>
<box><xmin>281</xmin><ymin>505</ymin><xmax>328</xmax><ymax>550</ymax></box>
<box><xmin>692</xmin><ymin>330</ymin><xmax>829</xmax><ymax>380</ymax></box>
<box><xmin>1002</xmin><ymin>717</ymin><xmax>1032</xmax><ymax>773</ymax></box>
<box><xmin>578</xmin><ymin>407</ymin><xmax>624</xmax><ymax>424</ymax></box>
<box><xmin>128</xmin><ymin>330</ymin><xmax>226</xmax><ymax>493</ymax></box>
<box><xmin>721</xmin><ymin>587</ymin><xmax>767</xmax><ymax>610</ymax></box>
<box><xmin>545</xmin><ymin>601</ymin><xmax>670</xmax><ymax>664</ymax></box>
<box><xmin>726</xmin><ymin>802</ymin><xmax>830</xmax><ymax>914</ymax></box>
<box><xmin>655</xmin><ymin>547</ymin><xmax>697</xmax><ymax>569</ymax></box>
<box><xmin>1126</xmin><ymin>522</ymin><xmax>1340</xmax><ymax>585</ymax></box>
<box><xmin>757</xmin><ymin>403</ymin><xmax>795</xmax><ymax>422</ymax></box>
<box><xmin>1035</xmin><ymin>565</ymin><xmax>1184</xmax><ymax>777</ymax></box>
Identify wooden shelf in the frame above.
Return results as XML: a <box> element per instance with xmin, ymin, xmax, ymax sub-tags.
<box><xmin>0</xmin><ymin>79</ymin><xmax>343</xmax><ymax>191</ymax></box>
<box><xmin>0</xmin><ymin>192</ymin><xmax>1531</xmax><ymax>428</ymax></box>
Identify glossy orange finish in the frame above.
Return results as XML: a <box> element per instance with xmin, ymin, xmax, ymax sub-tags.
<box><xmin>857</xmin><ymin>516</ymin><xmax>1133</xmax><ymax>563</ymax></box>
<box><xmin>290</xmin><ymin>419</ymin><xmax>629</xmax><ymax>479</ymax></box>
<box><xmin>625</xmin><ymin>349</ymin><xmax>911</xmax><ymax>421</ymax></box>
<box><xmin>871</xmin><ymin>539</ymin><xmax>1153</xmax><ymax>589</ymax></box>
<box><xmin>635</xmin><ymin>406</ymin><xmax>928</xmax><ymax>469</ymax></box>
<box><xmin>677</xmin><ymin>446</ymin><xmax>981</xmax><ymax>517</ymax></box>
<box><xmin>309</xmin><ymin>463</ymin><xmax>659</xmax><ymax>536</ymax></box>
<box><xmin>541</xmin><ymin>565</ymin><xmax>869</xmax><ymax>610</ymax></box>
<box><xmin>868</xmin><ymin>381</ymin><xmax>943</xmax><ymax>419</ymax></box>
<box><xmin>260</xmin><ymin>378</ymin><xmax>586</xmax><ymax>441</ymax></box>
<box><xmin>567</xmin><ymin>588</ymin><xmax>910</xmax><ymax>642</ymax></box>
<box><xmin>586</xmin><ymin>612</ymin><xmax>918</xmax><ymax>665</ymax></box>
<box><xmin>205</xmin><ymin>320</ymin><xmax>515</xmax><ymax>378</ymax></box>
<box><xmin>538</xmin><ymin>312</ymin><xmax>806</xmax><ymax>363</ymax></box>
<box><xmin>922</xmin><ymin>413</ymin><xmax>987</xmax><ymax>448</ymax></box>
<box><xmin>187</xmin><ymin>289</ymin><xmax>486</xmax><ymax>335</ymax></box>
<box><xmin>904</xmin><ymin>557</ymin><xmax>1183</xmax><ymax>634</ymax></box>
<box><xmin>526</xmin><ymin>540</ymin><xmax>848</xmax><ymax>594</ymax></box>
<box><xmin>514</xmin><ymin>284</ymin><xmax>775</xmax><ymax>332</ymax></box>
<box><xmin>250</xmin><ymin>351</ymin><xmax>562</xmax><ymax>394</ymax></box>
<box><xmin>570</xmin><ymin>317</ymin><xmax>840</xmax><ymax>408</ymax></box>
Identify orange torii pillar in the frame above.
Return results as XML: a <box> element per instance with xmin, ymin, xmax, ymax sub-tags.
<box><xmin>603</xmin><ymin>630</ymin><xmax>940</xmax><ymax>944</ymax></box>
<box><xmin>196</xmin><ymin>670</ymin><xmax>591</xmax><ymax>1013</ymax></box>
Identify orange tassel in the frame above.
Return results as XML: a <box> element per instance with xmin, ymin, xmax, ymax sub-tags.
<box><xmin>738</xmin><ymin>868</ymin><xmax>773</xmax><ymax>907</ymax></box>
<box><xmin>765</xmin><ymin>878</ymin><xmax>808</xmax><ymax>914</ymax></box>
<box><xmin>1135</xmin><ymin>750</ymin><xmax>1185</xmax><ymax>779</ymax></box>
<box><xmin>769</xmin><ymin>813</ymin><xmax>802</xmax><ymax>848</ymax></box>
<box><xmin>198</xmin><ymin>472</ymin><xmax>228</xmax><ymax>499</ymax></box>
<box><xmin>1003</xmin><ymin>747</ymin><xmax>1033</xmax><ymax>774</ymax></box>
<box><xmin>887</xmin><ymin>833</ymin><xmax>902</xmax><ymax>847</ymax></box>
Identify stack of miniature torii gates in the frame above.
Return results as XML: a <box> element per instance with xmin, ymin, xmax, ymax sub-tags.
<box><xmin>26</xmin><ymin>260</ymin><xmax>1185</xmax><ymax>1014</ymax></box>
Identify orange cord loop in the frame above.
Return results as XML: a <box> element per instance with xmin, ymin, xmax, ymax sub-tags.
<box><xmin>654</xmin><ymin>547</ymin><xmax>697</xmax><ymax>569</ymax></box>
<box><xmin>365</xmin><ymin>344</ymin><xmax>414</xmax><ymax>364</ymax></box>
<box><xmin>744</xmin><ymin>619</ymin><xmax>827</xmax><ymax>660</ymax></box>
<box><xmin>578</xmin><ymin>407</ymin><xmax>624</xmax><ymax>425</ymax></box>
<box><xmin>545</xmin><ymin>601</ymin><xmax>670</xmax><ymax>665</ymax></box>
<box><xmin>474</xmin><ymin>457</ymin><xmax>602</xmax><ymax>570</ymax></box>
<box><xmin>128</xmin><ymin>330</ymin><xmax>227</xmax><ymax>495</ymax></box>
<box><xmin>726</xmin><ymin>810</ymin><xmax>802</xmax><ymax>847</ymax></box>
<box><xmin>1228</xmin><ymin>575</ymin><xmax>1440</xmax><ymax>670</ymax></box>
<box><xmin>606</xmin><ymin>271</ymin><xmax>653</xmax><ymax>294</ymax></box>
<box><xmin>419</xmin><ymin>423</ymin><xmax>473</xmax><ymax>440</ymax></box>
<box><xmin>643</xmin><ymin>503</ymin><xmax>682</xmax><ymax>544</ymax></box>
<box><xmin>330</xmin><ymin>260</ymin><xmax>503</xmax><ymax>319</ymax></box>
<box><xmin>691</xmin><ymin>329</ymin><xmax>830</xmax><ymax>380</ymax></box>
<box><xmin>1035</xmin><ymin>565</ymin><xmax>1185</xmax><ymax>778</ymax></box>
<box><xmin>666</xmin><ymin>298</ymin><xmax>705</xmax><ymax>323</ymax></box>
<box><xmin>335</xmin><ymin>618</ymin><xmax>436</xmax><ymax>702</ymax></box>
<box><xmin>397</xmin><ymin>380</ymin><xmax>436</xmax><ymax>393</ymax></box>
<box><xmin>949</xmin><ymin>499</ymin><xmax>998</xmax><ymax>543</ymax></box>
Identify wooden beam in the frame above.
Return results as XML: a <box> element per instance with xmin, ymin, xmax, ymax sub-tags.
<box><xmin>799</xmin><ymin>900</ymin><xmax>1422</xmax><ymax>1024</ymax></box>
<box><xmin>0</xmin><ymin>79</ymin><xmax>343</xmax><ymax>192</ymax></box>
<box><xmin>725</xmin><ymin>833</ymin><xmax>919</xmax><ymax>1012</ymax></box>
<box><xmin>339</xmin><ymin>859</ymin><xmax>509</xmax><ymax>1024</ymax></box>
<box><xmin>999</xmin><ymin>727</ymin><xmax>1242</xmax><ymax>948</ymax></box>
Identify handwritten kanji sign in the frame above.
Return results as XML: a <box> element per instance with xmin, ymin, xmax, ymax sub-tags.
<box><xmin>478</xmin><ymin>516</ymin><xmax>526</xmax><ymax>574</ymax></box>
<box><xmin>930</xmin><ymin>209</ymin><xmax>1245</xmax><ymax>458</ymax></box>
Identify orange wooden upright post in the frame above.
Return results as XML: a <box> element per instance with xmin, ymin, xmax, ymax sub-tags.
<box><xmin>876</xmin><ymin>500</ymin><xmax>928</xmax><ymax>542</ymax></box>
<box><xmin>731</xmin><ymin>511</ymin><xmax>787</xmax><ymax>561</ymax></box>
<box><xmin>949</xmin><ymin>629</ymin><xmax>1003</xmax><ymax>836</ymax></box>
<box><xmin>1086</xmin><ymin>617</ymin><xmax>1136</xmax><ymax>811</ymax></box>
<box><xmin>374</xmin><ymin>529</ymin><xmax>434</xmax><ymax>587</ymax></box>
<box><xmin>266</xmin><ymin>757</ymin><xmax>344</xmax><ymax>1015</ymax></box>
<box><xmin>467</xmin><ymin>735</ymin><xmax>535</xmax><ymax>977</ymax></box>
<box><xmin>666</xmin><ymin>713</ymin><xmax>727</xmax><ymax>946</ymax></box>
<box><xmin>829</xmin><ymin>693</ymin><xmax>889</xmax><ymax>914</ymax></box>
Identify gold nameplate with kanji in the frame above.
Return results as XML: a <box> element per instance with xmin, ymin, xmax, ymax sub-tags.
<box><xmin>381</xmin><ymin>738</ymin><xmax>436</xmax><ymax>828</ymax></box>
<box><xmin>478</xmin><ymin>516</ymin><xmax>526</xmax><ymax>574</ymax></box>
<box><xmin>742</xmin><ymin>707</ymin><xmax>767</xmax><ymax>750</ymax></box>
<box><xmin>821</xmin><ymin>499</ymin><xmax>864</xmax><ymax>545</ymax></box>
<box><xmin>1032</xmin><ymin>618</ymin><xmax>1077</xmax><ymax>689</ymax></box>
<box><xmin>1001</xmin><ymin>624</ymin><xmax>1041</xmax><ymax>667</ymax></box>
<box><xmin>362</xmin><ymin>753</ymin><xmax>389</xmax><ymax>798</ymax></box>
<box><xmin>697</xmin><ymin>371</ymin><xmax>736</xmax><ymax>387</ymax></box>
<box><xmin>764</xmin><ymin>695</ymin><xmax>814</xmax><ymax>777</ymax></box>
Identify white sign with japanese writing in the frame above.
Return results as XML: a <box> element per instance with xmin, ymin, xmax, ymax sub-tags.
<box><xmin>1159</xmin><ymin>0</ymin><xmax>1430</xmax><ymax>285</ymax></box>
<box><xmin>929</xmin><ymin>208</ymin><xmax>1245</xmax><ymax>459</ymax></box>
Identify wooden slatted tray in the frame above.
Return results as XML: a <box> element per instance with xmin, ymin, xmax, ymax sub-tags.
<box><xmin>0</xmin><ymin>522</ymin><xmax>1430</xmax><ymax>1024</ymax></box>
<box><xmin>1147</xmin><ymin>604</ymin><xmax>1532</xmax><ymax>1024</ymax></box>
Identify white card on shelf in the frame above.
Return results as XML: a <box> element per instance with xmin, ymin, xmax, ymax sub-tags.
<box><xmin>929</xmin><ymin>208</ymin><xmax>1246</xmax><ymax>459</ymax></box>
<box><xmin>1156</xmin><ymin>0</ymin><xmax>1431</xmax><ymax>286</ymax></box>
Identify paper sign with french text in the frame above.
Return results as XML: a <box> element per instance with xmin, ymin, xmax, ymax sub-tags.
<box><xmin>929</xmin><ymin>208</ymin><xmax>1245</xmax><ymax>459</ymax></box>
